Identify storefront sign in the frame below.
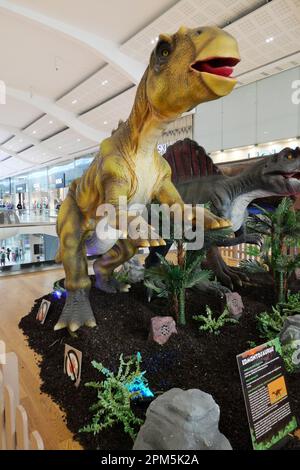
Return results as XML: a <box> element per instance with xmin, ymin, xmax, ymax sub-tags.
<box><xmin>55</xmin><ymin>173</ymin><xmax>65</xmax><ymax>188</ymax></box>
<box><xmin>15</xmin><ymin>183</ymin><xmax>26</xmax><ymax>193</ymax></box>
<box><xmin>64</xmin><ymin>344</ymin><xmax>82</xmax><ymax>388</ymax></box>
<box><xmin>33</xmin><ymin>183</ymin><xmax>40</xmax><ymax>191</ymax></box>
<box><xmin>237</xmin><ymin>338</ymin><xmax>297</xmax><ymax>450</ymax></box>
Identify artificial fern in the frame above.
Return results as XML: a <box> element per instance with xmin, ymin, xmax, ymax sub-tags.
<box><xmin>80</xmin><ymin>353</ymin><xmax>149</xmax><ymax>440</ymax></box>
<box><xmin>193</xmin><ymin>305</ymin><xmax>238</xmax><ymax>335</ymax></box>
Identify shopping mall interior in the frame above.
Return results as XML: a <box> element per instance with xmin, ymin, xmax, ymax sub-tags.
<box><xmin>1</xmin><ymin>0</ymin><xmax>300</xmax><ymax>455</ymax></box>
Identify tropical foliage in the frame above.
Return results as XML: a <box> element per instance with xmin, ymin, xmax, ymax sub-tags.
<box><xmin>144</xmin><ymin>244</ymin><xmax>211</xmax><ymax>325</ymax></box>
<box><xmin>246</xmin><ymin>198</ymin><xmax>300</xmax><ymax>302</ymax></box>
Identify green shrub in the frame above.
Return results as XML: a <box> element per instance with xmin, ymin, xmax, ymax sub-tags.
<box><xmin>282</xmin><ymin>343</ymin><xmax>299</xmax><ymax>374</ymax></box>
<box><xmin>257</xmin><ymin>305</ymin><xmax>286</xmax><ymax>341</ymax></box>
<box><xmin>79</xmin><ymin>353</ymin><xmax>147</xmax><ymax>440</ymax></box>
<box><xmin>247</xmin><ymin>198</ymin><xmax>300</xmax><ymax>302</ymax></box>
<box><xmin>257</xmin><ymin>292</ymin><xmax>300</xmax><ymax>341</ymax></box>
<box><xmin>193</xmin><ymin>305</ymin><xmax>238</xmax><ymax>335</ymax></box>
<box><xmin>144</xmin><ymin>247</ymin><xmax>211</xmax><ymax>326</ymax></box>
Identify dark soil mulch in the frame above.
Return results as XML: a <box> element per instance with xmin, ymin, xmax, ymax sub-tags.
<box><xmin>19</xmin><ymin>274</ymin><xmax>300</xmax><ymax>450</ymax></box>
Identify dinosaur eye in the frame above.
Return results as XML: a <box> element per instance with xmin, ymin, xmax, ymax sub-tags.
<box><xmin>287</xmin><ymin>154</ymin><xmax>293</xmax><ymax>160</ymax></box>
<box><xmin>196</xmin><ymin>30</ymin><xmax>203</xmax><ymax>35</ymax></box>
<box><xmin>156</xmin><ymin>40</ymin><xmax>172</xmax><ymax>60</ymax></box>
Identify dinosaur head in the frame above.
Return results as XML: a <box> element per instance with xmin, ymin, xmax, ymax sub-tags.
<box><xmin>146</xmin><ymin>26</ymin><xmax>240</xmax><ymax>119</ymax></box>
<box><xmin>258</xmin><ymin>147</ymin><xmax>300</xmax><ymax>195</ymax></box>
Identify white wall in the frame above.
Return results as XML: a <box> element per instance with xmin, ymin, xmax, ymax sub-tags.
<box><xmin>194</xmin><ymin>66</ymin><xmax>300</xmax><ymax>153</ymax></box>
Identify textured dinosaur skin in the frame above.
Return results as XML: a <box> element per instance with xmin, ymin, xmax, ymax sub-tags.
<box><xmin>146</xmin><ymin>143</ymin><xmax>300</xmax><ymax>290</ymax></box>
<box><xmin>54</xmin><ymin>26</ymin><xmax>240</xmax><ymax>331</ymax></box>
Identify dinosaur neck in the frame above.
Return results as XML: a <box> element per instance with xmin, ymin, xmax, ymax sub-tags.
<box><xmin>225</xmin><ymin>170</ymin><xmax>269</xmax><ymax>200</ymax></box>
<box><xmin>124</xmin><ymin>69</ymin><xmax>172</xmax><ymax>159</ymax></box>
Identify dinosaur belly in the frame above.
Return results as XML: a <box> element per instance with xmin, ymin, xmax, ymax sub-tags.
<box><xmin>230</xmin><ymin>190</ymin><xmax>276</xmax><ymax>232</ymax></box>
<box><xmin>129</xmin><ymin>159</ymin><xmax>158</xmax><ymax>206</ymax></box>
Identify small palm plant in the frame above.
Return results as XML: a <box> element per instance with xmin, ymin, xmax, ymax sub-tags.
<box><xmin>246</xmin><ymin>198</ymin><xmax>300</xmax><ymax>302</ymax></box>
<box><xmin>144</xmin><ymin>242</ymin><xmax>211</xmax><ymax>326</ymax></box>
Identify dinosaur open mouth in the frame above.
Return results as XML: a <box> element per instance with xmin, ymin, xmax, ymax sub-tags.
<box><xmin>283</xmin><ymin>172</ymin><xmax>300</xmax><ymax>180</ymax></box>
<box><xmin>191</xmin><ymin>57</ymin><xmax>240</xmax><ymax>78</ymax></box>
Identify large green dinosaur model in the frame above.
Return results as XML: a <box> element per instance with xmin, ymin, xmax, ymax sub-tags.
<box><xmin>146</xmin><ymin>144</ymin><xmax>300</xmax><ymax>290</ymax></box>
<box><xmin>55</xmin><ymin>26</ymin><xmax>240</xmax><ymax>331</ymax></box>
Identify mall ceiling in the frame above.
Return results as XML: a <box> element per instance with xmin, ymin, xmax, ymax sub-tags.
<box><xmin>0</xmin><ymin>0</ymin><xmax>299</xmax><ymax>178</ymax></box>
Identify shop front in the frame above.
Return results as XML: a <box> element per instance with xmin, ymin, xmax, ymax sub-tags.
<box><xmin>28</xmin><ymin>170</ymin><xmax>49</xmax><ymax>216</ymax></box>
<box><xmin>13</xmin><ymin>177</ymin><xmax>29</xmax><ymax>213</ymax></box>
<box><xmin>0</xmin><ymin>178</ymin><xmax>13</xmax><ymax>209</ymax></box>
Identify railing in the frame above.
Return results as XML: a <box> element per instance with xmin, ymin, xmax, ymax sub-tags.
<box><xmin>220</xmin><ymin>244</ymin><xmax>255</xmax><ymax>265</ymax></box>
<box><xmin>220</xmin><ymin>244</ymin><xmax>300</xmax><ymax>265</ymax></box>
<box><xmin>0</xmin><ymin>348</ymin><xmax>44</xmax><ymax>450</ymax></box>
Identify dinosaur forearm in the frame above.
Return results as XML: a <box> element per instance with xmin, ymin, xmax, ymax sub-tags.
<box><xmin>155</xmin><ymin>179</ymin><xmax>184</xmax><ymax>208</ymax></box>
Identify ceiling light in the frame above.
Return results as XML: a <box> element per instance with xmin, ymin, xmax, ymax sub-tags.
<box><xmin>19</xmin><ymin>139</ymin><xmax>23</xmax><ymax>143</ymax></box>
<box><xmin>102</xmin><ymin>80</ymin><xmax>108</xmax><ymax>86</ymax></box>
<box><xmin>77</xmin><ymin>138</ymin><xmax>81</xmax><ymax>142</ymax></box>
<box><xmin>151</xmin><ymin>39</ymin><xmax>155</xmax><ymax>44</ymax></box>
<box><xmin>104</xmin><ymin>121</ymin><xmax>108</xmax><ymax>125</ymax></box>
<box><xmin>72</xmin><ymin>99</ymin><xmax>78</xmax><ymax>105</ymax></box>
<box><xmin>32</xmin><ymin>130</ymin><xmax>37</xmax><ymax>134</ymax></box>
<box><xmin>265</xmin><ymin>37</ymin><xmax>274</xmax><ymax>43</ymax></box>
<box><xmin>49</xmin><ymin>120</ymin><xmax>53</xmax><ymax>124</ymax></box>
<box><xmin>58</xmin><ymin>146</ymin><xmax>62</xmax><ymax>149</ymax></box>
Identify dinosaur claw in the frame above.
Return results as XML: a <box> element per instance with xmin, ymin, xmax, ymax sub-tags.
<box><xmin>85</xmin><ymin>318</ymin><xmax>97</xmax><ymax>328</ymax></box>
<box><xmin>54</xmin><ymin>322</ymin><xmax>66</xmax><ymax>331</ymax></box>
<box><xmin>139</xmin><ymin>241</ymin><xmax>150</xmax><ymax>247</ymax></box>
<box><xmin>220</xmin><ymin>218</ymin><xmax>231</xmax><ymax>228</ymax></box>
<box><xmin>69</xmin><ymin>322</ymin><xmax>80</xmax><ymax>332</ymax></box>
<box><xmin>210</xmin><ymin>219</ymin><xmax>221</xmax><ymax>229</ymax></box>
<box><xmin>149</xmin><ymin>240</ymin><xmax>160</xmax><ymax>247</ymax></box>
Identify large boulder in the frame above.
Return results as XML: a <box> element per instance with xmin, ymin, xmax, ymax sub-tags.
<box><xmin>133</xmin><ymin>388</ymin><xmax>232</xmax><ymax>450</ymax></box>
<box><xmin>280</xmin><ymin>315</ymin><xmax>300</xmax><ymax>344</ymax></box>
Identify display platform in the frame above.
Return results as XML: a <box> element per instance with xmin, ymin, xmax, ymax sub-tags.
<box><xmin>19</xmin><ymin>274</ymin><xmax>300</xmax><ymax>451</ymax></box>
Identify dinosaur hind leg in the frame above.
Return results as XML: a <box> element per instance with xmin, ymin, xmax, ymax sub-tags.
<box><xmin>54</xmin><ymin>193</ymin><xmax>96</xmax><ymax>332</ymax></box>
<box><xmin>94</xmin><ymin>239</ymin><xmax>137</xmax><ymax>293</ymax></box>
<box><xmin>205</xmin><ymin>246</ymin><xmax>249</xmax><ymax>290</ymax></box>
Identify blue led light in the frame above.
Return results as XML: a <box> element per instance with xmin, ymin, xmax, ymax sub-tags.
<box><xmin>54</xmin><ymin>290</ymin><xmax>62</xmax><ymax>299</ymax></box>
<box><xmin>125</xmin><ymin>374</ymin><xmax>154</xmax><ymax>400</ymax></box>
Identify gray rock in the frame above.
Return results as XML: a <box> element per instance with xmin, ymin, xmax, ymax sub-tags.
<box><xmin>280</xmin><ymin>314</ymin><xmax>300</xmax><ymax>344</ymax></box>
<box><xmin>119</xmin><ymin>256</ymin><xmax>145</xmax><ymax>283</ymax></box>
<box><xmin>133</xmin><ymin>388</ymin><xmax>232</xmax><ymax>450</ymax></box>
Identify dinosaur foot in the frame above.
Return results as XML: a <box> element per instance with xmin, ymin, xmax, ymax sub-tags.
<box><xmin>245</xmin><ymin>233</ymin><xmax>264</xmax><ymax>247</ymax></box>
<box><xmin>193</xmin><ymin>281</ymin><xmax>231</xmax><ymax>299</ymax></box>
<box><xmin>95</xmin><ymin>274</ymin><xmax>130</xmax><ymax>294</ymax></box>
<box><xmin>216</xmin><ymin>264</ymin><xmax>250</xmax><ymax>290</ymax></box>
<box><xmin>54</xmin><ymin>289</ymin><xmax>96</xmax><ymax>332</ymax></box>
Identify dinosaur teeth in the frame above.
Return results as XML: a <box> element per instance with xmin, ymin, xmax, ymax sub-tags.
<box><xmin>283</xmin><ymin>173</ymin><xmax>300</xmax><ymax>180</ymax></box>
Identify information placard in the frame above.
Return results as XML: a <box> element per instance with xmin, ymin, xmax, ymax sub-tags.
<box><xmin>237</xmin><ymin>338</ymin><xmax>297</xmax><ymax>450</ymax></box>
